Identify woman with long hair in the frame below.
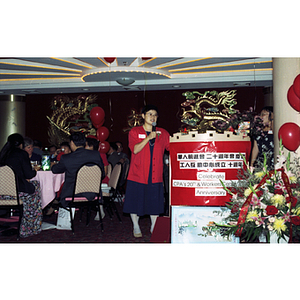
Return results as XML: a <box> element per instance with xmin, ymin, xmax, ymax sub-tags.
<box><xmin>0</xmin><ymin>133</ymin><xmax>43</xmax><ymax>238</ymax></box>
<box><xmin>250</xmin><ymin>106</ymin><xmax>274</xmax><ymax>169</ymax></box>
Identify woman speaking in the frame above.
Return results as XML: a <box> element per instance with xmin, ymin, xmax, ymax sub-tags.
<box><xmin>123</xmin><ymin>105</ymin><xmax>170</xmax><ymax>238</ymax></box>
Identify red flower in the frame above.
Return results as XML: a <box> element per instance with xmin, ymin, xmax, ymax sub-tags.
<box><xmin>274</xmin><ymin>189</ymin><xmax>284</xmax><ymax>195</ymax></box>
<box><xmin>231</xmin><ymin>203</ymin><xmax>239</xmax><ymax>213</ymax></box>
<box><xmin>291</xmin><ymin>216</ymin><xmax>300</xmax><ymax>225</ymax></box>
<box><xmin>256</xmin><ymin>190</ymin><xmax>263</xmax><ymax>197</ymax></box>
<box><xmin>286</xmin><ymin>196</ymin><xmax>298</xmax><ymax>208</ymax></box>
<box><xmin>266</xmin><ymin>205</ymin><xmax>279</xmax><ymax>215</ymax></box>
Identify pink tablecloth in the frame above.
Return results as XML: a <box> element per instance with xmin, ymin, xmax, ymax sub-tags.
<box><xmin>31</xmin><ymin>171</ymin><xmax>65</xmax><ymax>209</ymax></box>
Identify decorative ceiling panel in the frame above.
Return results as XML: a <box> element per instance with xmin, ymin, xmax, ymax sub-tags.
<box><xmin>0</xmin><ymin>57</ymin><xmax>273</xmax><ymax>95</ymax></box>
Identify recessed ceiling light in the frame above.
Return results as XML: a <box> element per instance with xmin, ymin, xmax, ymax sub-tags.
<box><xmin>82</xmin><ymin>88</ymin><xmax>90</xmax><ymax>91</ymax></box>
<box><xmin>172</xmin><ymin>85</ymin><xmax>181</xmax><ymax>88</ymax></box>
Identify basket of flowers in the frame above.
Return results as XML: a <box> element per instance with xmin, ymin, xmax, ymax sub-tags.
<box><xmin>201</xmin><ymin>140</ymin><xmax>300</xmax><ymax>243</ymax></box>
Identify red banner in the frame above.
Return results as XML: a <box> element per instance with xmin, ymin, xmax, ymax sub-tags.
<box><xmin>170</xmin><ymin>139</ymin><xmax>251</xmax><ymax>206</ymax></box>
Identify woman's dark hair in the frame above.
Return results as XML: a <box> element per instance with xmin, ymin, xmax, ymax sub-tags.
<box><xmin>141</xmin><ymin>104</ymin><xmax>159</xmax><ymax>116</ymax></box>
<box><xmin>262</xmin><ymin>106</ymin><xmax>273</xmax><ymax>121</ymax></box>
<box><xmin>86</xmin><ymin>137</ymin><xmax>99</xmax><ymax>151</ymax></box>
<box><xmin>0</xmin><ymin>133</ymin><xmax>24</xmax><ymax>165</ymax></box>
<box><xmin>262</xmin><ymin>106</ymin><xmax>273</xmax><ymax>113</ymax></box>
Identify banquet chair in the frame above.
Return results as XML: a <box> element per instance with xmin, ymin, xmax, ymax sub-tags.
<box><xmin>107</xmin><ymin>163</ymin><xmax>112</xmax><ymax>180</ymax></box>
<box><xmin>103</xmin><ymin>163</ymin><xmax>122</xmax><ymax>222</ymax></box>
<box><xmin>64</xmin><ymin>162</ymin><xmax>103</xmax><ymax>234</ymax></box>
<box><xmin>0</xmin><ymin>165</ymin><xmax>23</xmax><ymax>239</ymax></box>
<box><xmin>116</xmin><ymin>160</ymin><xmax>130</xmax><ymax>204</ymax></box>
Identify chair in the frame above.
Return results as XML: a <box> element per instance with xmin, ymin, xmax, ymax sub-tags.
<box><xmin>116</xmin><ymin>160</ymin><xmax>129</xmax><ymax>203</ymax></box>
<box><xmin>107</xmin><ymin>163</ymin><xmax>113</xmax><ymax>180</ymax></box>
<box><xmin>0</xmin><ymin>165</ymin><xmax>23</xmax><ymax>239</ymax></box>
<box><xmin>102</xmin><ymin>163</ymin><xmax>122</xmax><ymax>222</ymax></box>
<box><xmin>64</xmin><ymin>162</ymin><xmax>103</xmax><ymax>234</ymax></box>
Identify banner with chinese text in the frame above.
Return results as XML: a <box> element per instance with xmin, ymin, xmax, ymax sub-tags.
<box><xmin>170</xmin><ymin>131</ymin><xmax>251</xmax><ymax>206</ymax></box>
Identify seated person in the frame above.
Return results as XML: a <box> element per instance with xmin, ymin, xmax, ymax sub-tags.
<box><xmin>116</xmin><ymin>141</ymin><xmax>129</xmax><ymax>164</ymax></box>
<box><xmin>33</xmin><ymin>139</ymin><xmax>44</xmax><ymax>156</ymax></box>
<box><xmin>50</xmin><ymin>141</ymin><xmax>72</xmax><ymax>165</ymax></box>
<box><xmin>107</xmin><ymin>142</ymin><xmax>122</xmax><ymax>168</ymax></box>
<box><xmin>51</xmin><ymin>132</ymin><xmax>105</xmax><ymax>208</ymax></box>
<box><xmin>85</xmin><ymin>136</ymin><xmax>109</xmax><ymax>184</ymax></box>
<box><xmin>0</xmin><ymin>133</ymin><xmax>42</xmax><ymax>238</ymax></box>
<box><xmin>24</xmin><ymin>137</ymin><xmax>42</xmax><ymax>168</ymax></box>
<box><xmin>49</xmin><ymin>145</ymin><xmax>58</xmax><ymax>162</ymax></box>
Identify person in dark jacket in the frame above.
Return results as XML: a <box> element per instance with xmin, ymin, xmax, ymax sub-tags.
<box><xmin>0</xmin><ymin>133</ymin><xmax>42</xmax><ymax>238</ymax></box>
<box><xmin>51</xmin><ymin>132</ymin><xmax>105</xmax><ymax>207</ymax></box>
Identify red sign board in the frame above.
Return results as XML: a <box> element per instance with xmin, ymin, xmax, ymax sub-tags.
<box><xmin>170</xmin><ymin>132</ymin><xmax>251</xmax><ymax>206</ymax></box>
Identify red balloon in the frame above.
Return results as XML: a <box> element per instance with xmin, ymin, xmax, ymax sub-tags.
<box><xmin>99</xmin><ymin>141</ymin><xmax>110</xmax><ymax>153</ymax></box>
<box><xmin>287</xmin><ymin>85</ymin><xmax>300</xmax><ymax>112</ymax></box>
<box><xmin>278</xmin><ymin>122</ymin><xmax>300</xmax><ymax>151</ymax></box>
<box><xmin>90</xmin><ymin>107</ymin><xmax>105</xmax><ymax>125</ymax></box>
<box><xmin>293</xmin><ymin>74</ymin><xmax>300</xmax><ymax>99</ymax></box>
<box><xmin>93</xmin><ymin>119</ymin><xmax>105</xmax><ymax>129</ymax></box>
<box><xmin>104</xmin><ymin>57</ymin><xmax>116</xmax><ymax>64</ymax></box>
<box><xmin>96</xmin><ymin>126</ymin><xmax>110</xmax><ymax>142</ymax></box>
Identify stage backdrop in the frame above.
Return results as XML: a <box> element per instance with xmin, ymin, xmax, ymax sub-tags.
<box><xmin>25</xmin><ymin>87</ymin><xmax>265</xmax><ymax>156</ymax></box>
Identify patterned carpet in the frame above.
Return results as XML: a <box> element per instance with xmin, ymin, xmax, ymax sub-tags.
<box><xmin>0</xmin><ymin>204</ymin><xmax>162</xmax><ymax>243</ymax></box>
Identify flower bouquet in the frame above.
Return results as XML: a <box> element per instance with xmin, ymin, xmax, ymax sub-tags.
<box><xmin>202</xmin><ymin>140</ymin><xmax>300</xmax><ymax>243</ymax></box>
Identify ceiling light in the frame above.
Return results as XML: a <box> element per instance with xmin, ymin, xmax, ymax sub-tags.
<box><xmin>116</xmin><ymin>78</ymin><xmax>135</xmax><ymax>86</ymax></box>
<box><xmin>233</xmin><ymin>82</ymin><xmax>251</xmax><ymax>86</ymax></box>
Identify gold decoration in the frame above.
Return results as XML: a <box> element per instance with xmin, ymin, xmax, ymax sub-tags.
<box><xmin>123</xmin><ymin>109</ymin><xmax>144</xmax><ymax>132</ymax></box>
<box><xmin>180</xmin><ymin>90</ymin><xmax>237</xmax><ymax>133</ymax></box>
<box><xmin>47</xmin><ymin>94</ymin><xmax>98</xmax><ymax>146</ymax></box>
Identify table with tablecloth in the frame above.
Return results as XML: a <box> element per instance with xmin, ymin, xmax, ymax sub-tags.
<box><xmin>31</xmin><ymin>171</ymin><xmax>65</xmax><ymax>209</ymax></box>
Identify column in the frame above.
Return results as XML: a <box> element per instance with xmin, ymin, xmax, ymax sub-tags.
<box><xmin>0</xmin><ymin>95</ymin><xmax>26</xmax><ymax>148</ymax></box>
<box><xmin>272</xmin><ymin>57</ymin><xmax>300</xmax><ymax>160</ymax></box>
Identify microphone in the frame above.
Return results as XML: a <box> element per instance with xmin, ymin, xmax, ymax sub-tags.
<box><xmin>152</xmin><ymin>121</ymin><xmax>157</xmax><ymax>132</ymax></box>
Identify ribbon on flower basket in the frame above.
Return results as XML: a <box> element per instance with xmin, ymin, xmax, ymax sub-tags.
<box><xmin>281</xmin><ymin>170</ymin><xmax>294</xmax><ymax>243</ymax></box>
<box><xmin>235</xmin><ymin>167</ymin><xmax>294</xmax><ymax>242</ymax></box>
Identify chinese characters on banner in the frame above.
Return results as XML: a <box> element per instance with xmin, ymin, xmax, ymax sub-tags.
<box><xmin>170</xmin><ymin>131</ymin><xmax>251</xmax><ymax>206</ymax></box>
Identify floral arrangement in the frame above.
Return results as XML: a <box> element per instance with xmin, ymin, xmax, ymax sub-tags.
<box><xmin>202</xmin><ymin>140</ymin><xmax>300</xmax><ymax>243</ymax></box>
<box><xmin>213</xmin><ymin>107</ymin><xmax>264</xmax><ymax>138</ymax></box>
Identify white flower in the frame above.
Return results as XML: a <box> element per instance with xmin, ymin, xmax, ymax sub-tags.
<box><xmin>275</xmin><ymin>154</ymin><xmax>286</xmax><ymax>169</ymax></box>
<box><xmin>269</xmin><ymin>217</ymin><xmax>275</xmax><ymax>223</ymax></box>
<box><xmin>260</xmin><ymin>202</ymin><xmax>267</xmax><ymax>209</ymax></box>
<box><xmin>268</xmin><ymin>225</ymin><xmax>273</xmax><ymax>231</ymax></box>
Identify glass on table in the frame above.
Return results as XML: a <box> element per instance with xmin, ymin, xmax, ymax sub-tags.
<box><xmin>31</xmin><ymin>161</ymin><xmax>41</xmax><ymax>171</ymax></box>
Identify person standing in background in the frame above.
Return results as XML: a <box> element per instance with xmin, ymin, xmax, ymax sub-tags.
<box><xmin>250</xmin><ymin>106</ymin><xmax>274</xmax><ymax>170</ymax></box>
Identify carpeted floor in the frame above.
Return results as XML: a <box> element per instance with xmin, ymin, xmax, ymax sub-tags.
<box><xmin>0</xmin><ymin>204</ymin><xmax>159</xmax><ymax>243</ymax></box>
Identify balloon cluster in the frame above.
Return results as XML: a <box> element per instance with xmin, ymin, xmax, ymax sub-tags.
<box><xmin>278</xmin><ymin>74</ymin><xmax>300</xmax><ymax>151</ymax></box>
<box><xmin>89</xmin><ymin>106</ymin><xmax>110</xmax><ymax>153</ymax></box>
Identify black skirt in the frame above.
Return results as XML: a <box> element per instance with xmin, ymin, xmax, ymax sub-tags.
<box><xmin>123</xmin><ymin>138</ymin><xmax>164</xmax><ymax>216</ymax></box>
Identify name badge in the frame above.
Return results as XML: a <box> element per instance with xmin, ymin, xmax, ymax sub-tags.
<box><xmin>139</xmin><ymin>134</ymin><xmax>146</xmax><ymax>138</ymax></box>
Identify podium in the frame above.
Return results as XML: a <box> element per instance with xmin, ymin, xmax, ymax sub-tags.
<box><xmin>169</xmin><ymin>131</ymin><xmax>251</xmax><ymax>243</ymax></box>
